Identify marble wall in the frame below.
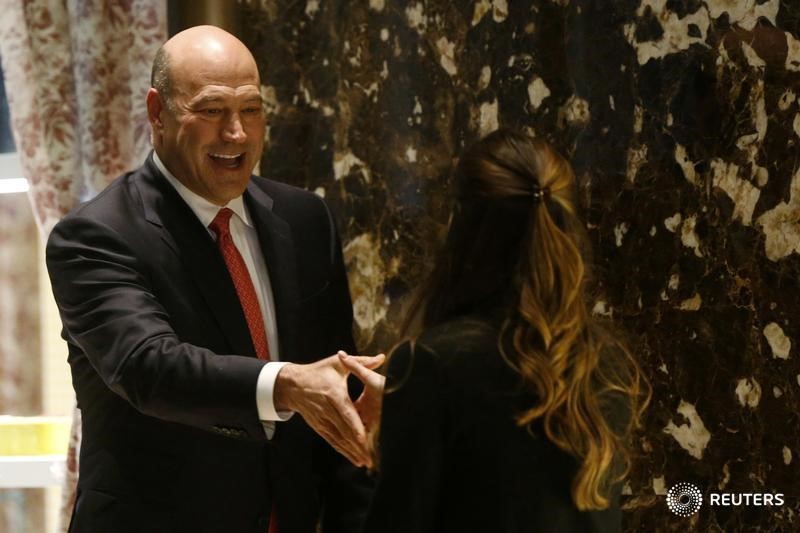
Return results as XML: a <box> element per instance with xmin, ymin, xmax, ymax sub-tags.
<box><xmin>242</xmin><ymin>0</ymin><xmax>799</xmax><ymax>530</ymax></box>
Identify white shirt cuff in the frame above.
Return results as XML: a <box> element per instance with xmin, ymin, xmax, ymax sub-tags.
<box><xmin>256</xmin><ymin>361</ymin><xmax>295</xmax><ymax>422</ymax></box>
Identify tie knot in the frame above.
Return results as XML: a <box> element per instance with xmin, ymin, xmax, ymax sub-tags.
<box><xmin>209</xmin><ymin>207</ymin><xmax>234</xmax><ymax>238</ymax></box>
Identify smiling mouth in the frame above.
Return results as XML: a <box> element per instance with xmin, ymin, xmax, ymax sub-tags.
<box><xmin>209</xmin><ymin>152</ymin><xmax>245</xmax><ymax>169</ymax></box>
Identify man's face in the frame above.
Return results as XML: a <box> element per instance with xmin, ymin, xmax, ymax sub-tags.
<box><xmin>152</xmin><ymin>53</ymin><xmax>265</xmax><ymax>205</ymax></box>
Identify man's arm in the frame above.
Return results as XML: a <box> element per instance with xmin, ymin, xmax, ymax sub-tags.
<box><xmin>47</xmin><ymin>215</ymin><xmax>268</xmax><ymax>438</ymax></box>
<box><xmin>49</xmin><ymin>213</ymin><xmax>383</xmax><ymax>460</ymax></box>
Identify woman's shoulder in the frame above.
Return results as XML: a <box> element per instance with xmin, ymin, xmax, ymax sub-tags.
<box><xmin>419</xmin><ymin>315</ymin><xmax>497</xmax><ymax>350</ymax></box>
<box><xmin>386</xmin><ymin>314</ymin><xmax>501</xmax><ymax>382</ymax></box>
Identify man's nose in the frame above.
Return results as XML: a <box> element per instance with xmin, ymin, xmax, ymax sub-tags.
<box><xmin>222</xmin><ymin>113</ymin><xmax>246</xmax><ymax>143</ymax></box>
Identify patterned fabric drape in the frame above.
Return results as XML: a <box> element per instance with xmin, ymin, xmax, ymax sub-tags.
<box><xmin>0</xmin><ymin>194</ymin><xmax>43</xmax><ymax>532</ymax></box>
<box><xmin>0</xmin><ymin>1</ymin><xmax>166</xmax><ymax>530</ymax></box>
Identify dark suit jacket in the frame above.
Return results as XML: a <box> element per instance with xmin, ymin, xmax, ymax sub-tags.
<box><xmin>46</xmin><ymin>155</ymin><xmax>371</xmax><ymax>533</ymax></box>
<box><xmin>363</xmin><ymin>315</ymin><xmax>624</xmax><ymax>533</ymax></box>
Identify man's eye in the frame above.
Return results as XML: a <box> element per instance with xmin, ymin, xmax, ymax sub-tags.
<box><xmin>203</xmin><ymin>108</ymin><xmax>222</xmax><ymax>115</ymax></box>
<box><xmin>242</xmin><ymin>107</ymin><xmax>262</xmax><ymax>114</ymax></box>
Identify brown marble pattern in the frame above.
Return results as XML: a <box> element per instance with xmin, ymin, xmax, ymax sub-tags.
<box><xmin>242</xmin><ymin>1</ymin><xmax>800</xmax><ymax>530</ymax></box>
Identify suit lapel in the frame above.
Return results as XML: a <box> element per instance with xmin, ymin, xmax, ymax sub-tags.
<box><xmin>136</xmin><ymin>155</ymin><xmax>257</xmax><ymax>359</ymax></box>
<box><xmin>245</xmin><ymin>182</ymin><xmax>301</xmax><ymax>363</ymax></box>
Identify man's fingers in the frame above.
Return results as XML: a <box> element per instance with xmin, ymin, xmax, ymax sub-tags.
<box><xmin>355</xmin><ymin>353</ymin><xmax>385</xmax><ymax>369</ymax></box>
<box><xmin>317</xmin><ymin>388</ymin><xmax>370</xmax><ymax>460</ymax></box>
<box><xmin>338</xmin><ymin>353</ymin><xmax>386</xmax><ymax>390</ymax></box>
<box><xmin>329</xmin><ymin>439</ymin><xmax>360</xmax><ymax>466</ymax></box>
<box><xmin>333</xmin><ymin>395</ymin><xmax>367</xmax><ymax>444</ymax></box>
<box><xmin>338</xmin><ymin>354</ymin><xmax>376</xmax><ymax>384</ymax></box>
<box><xmin>337</xmin><ymin>351</ymin><xmax>385</xmax><ymax>369</ymax></box>
<box><xmin>312</xmin><ymin>416</ymin><xmax>364</xmax><ymax>467</ymax></box>
<box><xmin>320</xmin><ymin>399</ymin><xmax>367</xmax><ymax>459</ymax></box>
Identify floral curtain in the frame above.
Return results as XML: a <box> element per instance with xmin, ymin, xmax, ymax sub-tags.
<box><xmin>0</xmin><ymin>1</ymin><xmax>166</xmax><ymax>530</ymax></box>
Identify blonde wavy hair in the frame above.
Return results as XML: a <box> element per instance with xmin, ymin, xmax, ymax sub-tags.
<box><xmin>404</xmin><ymin>128</ymin><xmax>649</xmax><ymax>510</ymax></box>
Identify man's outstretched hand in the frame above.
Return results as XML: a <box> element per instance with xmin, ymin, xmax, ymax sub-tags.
<box><xmin>274</xmin><ymin>353</ymin><xmax>384</xmax><ymax>468</ymax></box>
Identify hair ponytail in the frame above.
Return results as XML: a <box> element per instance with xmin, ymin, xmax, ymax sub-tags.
<box><xmin>502</xmin><ymin>134</ymin><xmax>647</xmax><ymax>510</ymax></box>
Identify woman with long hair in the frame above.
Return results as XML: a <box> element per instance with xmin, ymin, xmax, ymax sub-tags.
<box><xmin>341</xmin><ymin>128</ymin><xmax>649</xmax><ymax>532</ymax></box>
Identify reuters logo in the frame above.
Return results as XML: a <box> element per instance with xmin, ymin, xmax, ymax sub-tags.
<box><xmin>666</xmin><ymin>482</ymin><xmax>703</xmax><ymax>517</ymax></box>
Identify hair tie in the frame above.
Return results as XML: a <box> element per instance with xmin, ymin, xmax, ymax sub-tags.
<box><xmin>531</xmin><ymin>186</ymin><xmax>550</xmax><ymax>204</ymax></box>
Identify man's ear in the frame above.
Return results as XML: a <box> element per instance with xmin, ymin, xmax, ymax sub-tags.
<box><xmin>146</xmin><ymin>88</ymin><xmax>165</xmax><ymax>130</ymax></box>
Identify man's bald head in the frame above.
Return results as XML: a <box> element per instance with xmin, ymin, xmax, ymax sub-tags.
<box><xmin>150</xmin><ymin>26</ymin><xmax>260</xmax><ymax>110</ymax></box>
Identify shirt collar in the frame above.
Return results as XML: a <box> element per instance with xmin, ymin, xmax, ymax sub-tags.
<box><xmin>152</xmin><ymin>151</ymin><xmax>252</xmax><ymax>230</ymax></box>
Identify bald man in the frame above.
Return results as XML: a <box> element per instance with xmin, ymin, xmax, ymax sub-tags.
<box><xmin>47</xmin><ymin>26</ymin><xmax>375</xmax><ymax>533</ymax></box>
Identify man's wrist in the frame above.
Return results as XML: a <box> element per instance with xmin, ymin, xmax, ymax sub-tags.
<box><xmin>273</xmin><ymin>362</ymin><xmax>298</xmax><ymax>412</ymax></box>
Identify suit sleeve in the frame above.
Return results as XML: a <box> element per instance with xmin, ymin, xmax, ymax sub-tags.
<box><xmin>361</xmin><ymin>341</ymin><xmax>445</xmax><ymax>533</ymax></box>
<box><xmin>46</xmin><ymin>215</ymin><xmax>267</xmax><ymax>439</ymax></box>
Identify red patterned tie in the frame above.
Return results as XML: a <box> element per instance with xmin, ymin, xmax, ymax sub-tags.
<box><xmin>209</xmin><ymin>208</ymin><xmax>278</xmax><ymax>533</ymax></box>
<box><xmin>209</xmin><ymin>208</ymin><xmax>270</xmax><ymax>361</ymax></box>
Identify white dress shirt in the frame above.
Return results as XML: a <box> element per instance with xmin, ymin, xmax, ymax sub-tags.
<box><xmin>153</xmin><ymin>152</ymin><xmax>292</xmax><ymax>434</ymax></box>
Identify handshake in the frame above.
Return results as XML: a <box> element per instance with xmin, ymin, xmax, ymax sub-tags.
<box><xmin>273</xmin><ymin>350</ymin><xmax>387</xmax><ymax>468</ymax></box>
